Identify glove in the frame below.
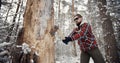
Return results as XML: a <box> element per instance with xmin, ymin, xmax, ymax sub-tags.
<box><xmin>62</xmin><ymin>37</ymin><xmax>72</xmax><ymax>45</ymax></box>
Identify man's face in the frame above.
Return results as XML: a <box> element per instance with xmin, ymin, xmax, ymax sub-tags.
<box><xmin>74</xmin><ymin>16</ymin><xmax>82</xmax><ymax>25</ymax></box>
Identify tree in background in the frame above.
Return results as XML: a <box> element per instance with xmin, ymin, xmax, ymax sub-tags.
<box><xmin>0</xmin><ymin>0</ymin><xmax>1</xmax><ymax>8</ymax></box>
<box><xmin>97</xmin><ymin>0</ymin><xmax>119</xmax><ymax>62</ymax></box>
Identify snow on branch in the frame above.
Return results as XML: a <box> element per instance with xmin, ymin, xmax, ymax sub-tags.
<box><xmin>0</xmin><ymin>12</ymin><xmax>23</xmax><ymax>18</ymax></box>
<box><xmin>22</xmin><ymin>43</ymin><xmax>31</xmax><ymax>54</ymax></box>
<box><xmin>16</xmin><ymin>42</ymin><xmax>31</xmax><ymax>54</ymax></box>
<box><xmin>0</xmin><ymin>42</ymin><xmax>12</xmax><ymax>47</ymax></box>
<box><xmin>0</xmin><ymin>50</ymin><xmax>9</xmax><ymax>56</ymax></box>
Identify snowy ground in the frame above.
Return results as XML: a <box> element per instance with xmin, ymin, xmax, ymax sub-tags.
<box><xmin>55</xmin><ymin>55</ymin><xmax>94</xmax><ymax>63</ymax></box>
<box><xmin>55</xmin><ymin>41</ymin><xmax>94</xmax><ymax>63</ymax></box>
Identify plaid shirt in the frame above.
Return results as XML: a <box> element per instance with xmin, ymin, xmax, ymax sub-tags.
<box><xmin>69</xmin><ymin>23</ymin><xmax>98</xmax><ymax>52</ymax></box>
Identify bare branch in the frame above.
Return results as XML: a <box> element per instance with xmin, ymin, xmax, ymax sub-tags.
<box><xmin>4</xmin><ymin>0</ymin><xmax>14</xmax><ymax>25</ymax></box>
<box><xmin>6</xmin><ymin>0</ymin><xmax>21</xmax><ymax>42</ymax></box>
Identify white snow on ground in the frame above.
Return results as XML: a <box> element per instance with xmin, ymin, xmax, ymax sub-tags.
<box><xmin>55</xmin><ymin>55</ymin><xmax>94</xmax><ymax>63</ymax></box>
<box><xmin>55</xmin><ymin>41</ymin><xmax>94</xmax><ymax>63</ymax></box>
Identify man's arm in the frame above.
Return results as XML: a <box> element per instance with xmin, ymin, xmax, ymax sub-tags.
<box><xmin>71</xmin><ymin>23</ymin><xmax>89</xmax><ymax>40</ymax></box>
<box><xmin>62</xmin><ymin>28</ymin><xmax>76</xmax><ymax>44</ymax></box>
<box><xmin>68</xmin><ymin>28</ymin><xmax>77</xmax><ymax>37</ymax></box>
<box><xmin>62</xmin><ymin>23</ymin><xmax>89</xmax><ymax>44</ymax></box>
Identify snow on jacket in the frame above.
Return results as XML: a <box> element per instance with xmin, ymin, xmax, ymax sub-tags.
<box><xmin>69</xmin><ymin>23</ymin><xmax>98</xmax><ymax>52</ymax></box>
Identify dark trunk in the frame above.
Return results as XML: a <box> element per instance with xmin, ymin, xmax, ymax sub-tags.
<box><xmin>97</xmin><ymin>0</ymin><xmax>119</xmax><ymax>62</ymax></box>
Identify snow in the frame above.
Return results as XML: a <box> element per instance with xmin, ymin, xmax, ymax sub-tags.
<box><xmin>0</xmin><ymin>50</ymin><xmax>9</xmax><ymax>56</ymax></box>
<box><xmin>55</xmin><ymin>55</ymin><xmax>94</xmax><ymax>63</ymax></box>
<box><xmin>76</xmin><ymin>5</ymin><xmax>88</xmax><ymax>11</ymax></box>
<box><xmin>0</xmin><ymin>42</ymin><xmax>12</xmax><ymax>47</ymax></box>
<box><xmin>83</xmin><ymin>0</ymin><xmax>88</xmax><ymax>5</ymax></box>
<box><xmin>30</xmin><ymin>59</ymin><xmax>34</xmax><ymax>63</ymax></box>
<box><xmin>110</xmin><ymin>13</ymin><xmax>115</xmax><ymax>16</ymax></box>
<box><xmin>65</xmin><ymin>0</ymin><xmax>72</xmax><ymax>4</ymax></box>
<box><xmin>62</xmin><ymin>5</ymin><xmax>69</xmax><ymax>13</ymax></box>
<box><xmin>35</xmin><ymin>51</ymin><xmax>39</xmax><ymax>56</ymax></box>
<box><xmin>55</xmin><ymin>41</ymin><xmax>95</xmax><ymax>63</ymax></box>
<box><xmin>21</xmin><ymin>43</ymin><xmax>31</xmax><ymax>54</ymax></box>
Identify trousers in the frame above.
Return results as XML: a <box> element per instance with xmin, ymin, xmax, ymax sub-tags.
<box><xmin>80</xmin><ymin>47</ymin><xmax>105</xmax><ymax>63</ymax></box>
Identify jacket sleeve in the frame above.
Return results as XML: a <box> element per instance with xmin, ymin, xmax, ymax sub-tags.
<box><xmin>68</xmin><ymin>28</ymin><xmax>77</xmax><ymax>37</ymax></box>
<box><xmin>71</xmin><ymin>23</ymin><xmax>89</xmax><ymax>40</ymax></box>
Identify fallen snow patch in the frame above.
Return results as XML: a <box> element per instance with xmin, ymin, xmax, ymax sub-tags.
<box><xmin>22</xmin><ymin>43</ymin><xmax>31</xmax><ymax>54</ymax></box>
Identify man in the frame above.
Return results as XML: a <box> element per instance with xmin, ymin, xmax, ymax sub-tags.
<box><xmin>62</xmin><ymin>14</ymin><xmax>105</xmax><ymax>63</ymax></box>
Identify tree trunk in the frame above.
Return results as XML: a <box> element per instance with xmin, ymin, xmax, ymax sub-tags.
<box><xmin>13</xmin><ymin>0</ymin><xmax>55</xmax><ymax>63</ymax></box>
<box><xmin>0</xmin><ymin>0</ymin><xmax>1</xmax><ymax>9</ymax></box>
<box><xmin>97</xmin><ymin>0</ymin><xmax>119</xmax><ymax>63</ymax></box>
<box><xmin>71</xmin><ymin>0</ymin><xmax>77</xmax><ymax>56</ymax></box>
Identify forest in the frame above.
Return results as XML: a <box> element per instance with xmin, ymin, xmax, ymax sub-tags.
<box><xmin>0</xmin><ymin>0</ymin><xmax>120</xmax><ymax>63</ymax></box>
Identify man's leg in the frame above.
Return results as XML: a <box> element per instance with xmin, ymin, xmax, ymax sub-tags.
<box><xmin>80</xmin><ymin>51</ymin><xmax>90</xmax><ymax>63</ymax></box>
<box><xmin>88</xmin><ymin>47</ymin><xmax>105</xmax><ymax>63</ymax></box>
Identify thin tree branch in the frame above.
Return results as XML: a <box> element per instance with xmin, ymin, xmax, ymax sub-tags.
<box><xmin>6</xmin><ymin>0</ymin><xmax>21</xmax><ymax>42</ymax></box>
<box><xmin>4</xmin><ymin>0</ymin><xmax>14</xmax><ymax>25</ymax></box>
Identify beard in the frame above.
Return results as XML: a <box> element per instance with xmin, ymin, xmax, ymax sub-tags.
<box><xmin>76</xmin><ymin>22</ymin><xmax>81</xmax><ymax>26</ymax></box>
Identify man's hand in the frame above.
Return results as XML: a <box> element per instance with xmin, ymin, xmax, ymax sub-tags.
<box><xmin>62</xmin><ymin>37</ymin><xmax>72</xmax><ymax>45</ymax></box>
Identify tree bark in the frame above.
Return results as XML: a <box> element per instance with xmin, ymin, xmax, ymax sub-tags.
<box><xmin>71</xmin><ymin>0</ymin><xmax>77</xmax><ymax>56</ymax></box>
<box><xmin>0</xmin><ymin>0</ymin><xmax>1</xmax><ymax>9</ymax></box>
<box><xmin>97</xmin><ymin>0</ymin><xmax>119</xmax><ymax>63</ymax></box>
<box><xmin>13</xmin><ymin>0</ymin><xmax>55</xmax><ymax>63</ymax></box>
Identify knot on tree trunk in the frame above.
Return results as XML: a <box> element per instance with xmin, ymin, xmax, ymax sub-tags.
<box><xmin>50</xmin><ymin>25</ymin><xmax>59</xmax><ymax>36</ymax></box>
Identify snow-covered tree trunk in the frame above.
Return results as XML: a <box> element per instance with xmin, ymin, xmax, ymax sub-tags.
<box><xmin>97</xmin><ymin>0</ymin><xmax>119</xmax><ymax>63</ymax></box>
<box><xmin>13</xmin><ymin>0</ymin><xmax>55</xmax><ymax>63</ymax></box>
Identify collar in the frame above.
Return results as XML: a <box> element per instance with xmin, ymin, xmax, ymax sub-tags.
<box><xmin>77</xmin><ymin>20</ymin><xmax>88</xmax><ymax>29</ymax></box>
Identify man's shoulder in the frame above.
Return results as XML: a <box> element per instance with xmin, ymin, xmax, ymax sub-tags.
<box><xmin>73</xmin><ymin>27</ymin><xmax>78</xmax><ymax>31</ymax></box>
<box><xmin>81</xmin><ymin>22</ymin><xmax>89</xmax><ymax>26</ymax></box>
